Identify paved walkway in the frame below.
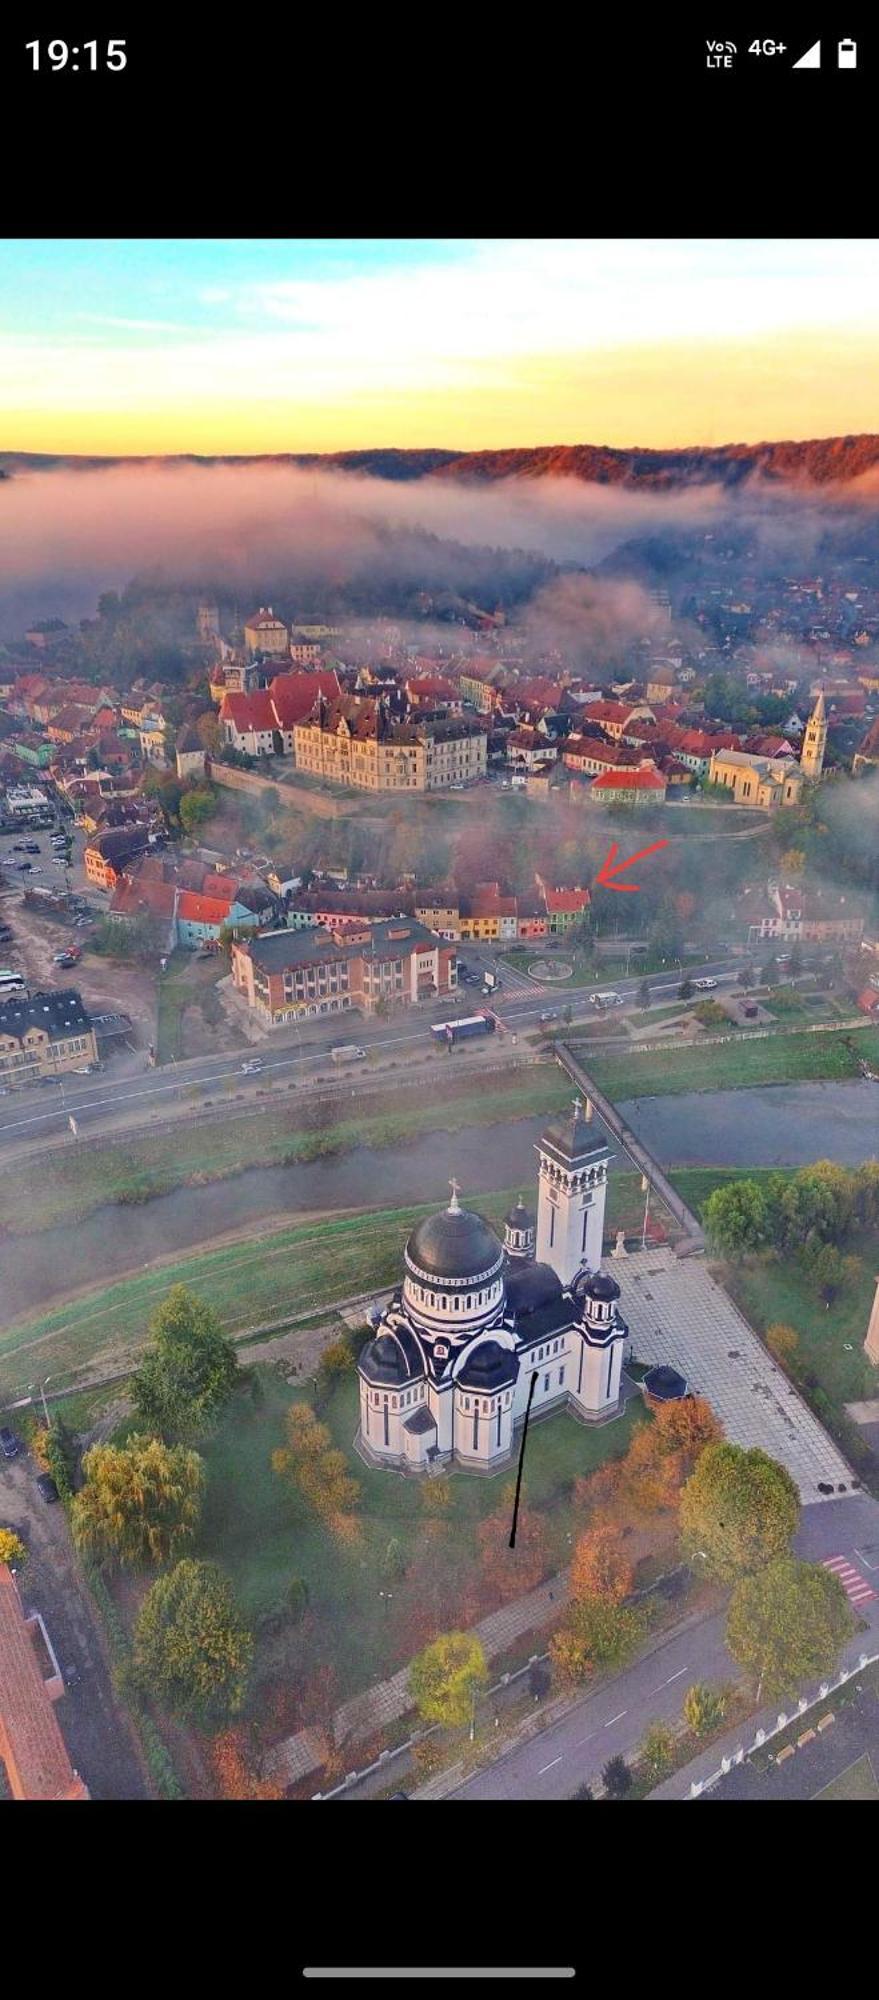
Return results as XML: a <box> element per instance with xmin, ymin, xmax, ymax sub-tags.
<box><xmin>614</xmin><ymin>1248</ymin><xmax>853</xmax><ymax>1501</ymax></box>
<box><xmin>264</xmin><ymin>1568</ymin><xmax>571</xmax><ymax>1789</ymax></box>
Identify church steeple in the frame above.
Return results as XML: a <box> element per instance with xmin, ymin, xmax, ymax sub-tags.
<box><xmin>800</xmin><ymin>689</ymin><xmax>827</xmax><ymax>779</ymax></box>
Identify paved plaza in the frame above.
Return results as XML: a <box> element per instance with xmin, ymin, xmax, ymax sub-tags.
<box><xmin>615</xmin><ymin>1248</ymin><xmax>853</xmax><ymax>1501</ymax></box>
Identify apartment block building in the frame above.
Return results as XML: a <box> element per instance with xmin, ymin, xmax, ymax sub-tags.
<box><xmin>231</xmin><ymin>918</ymin><xmax>457</xmax><ymax>1025</ymax></box>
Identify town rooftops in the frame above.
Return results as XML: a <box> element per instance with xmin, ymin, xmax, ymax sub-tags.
<box><xmin>267</xmin><ymin>669</ymin><xmax>341</xmax><ymax>729</ymax></box>
<box><xmin>0</xmin><ymin>989</ymin><xmax>92</xmax><ymax>1039</ymax></box>
<box><xmin>176</xmin><ymin>891</ymin><xmax>236</xmax><ymax>927</ymax></box>
<box><xmin>242</xmin><ymin>915</ymin><xmax>441</xmax><ymax>972</ymax></box>
<box><xmin>0</xmin><ymin>1567</ymin><xmax>88</xmax><ymax>1800</ymax></box>
<box><xmin>590</xmin><ymin>767</ymin><xmax>666</xmax><ymax>791</ymax></box>
<box><xmin>220</xmin><ymin>690</ymin><xmax>278</xmax><ymax>734</ymax></box>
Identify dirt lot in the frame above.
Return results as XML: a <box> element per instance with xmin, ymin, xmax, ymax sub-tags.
<box><xmin>0</xmin><ymin>885</ymin><xmax>157</xmax><ymax>1046</ymax></box>
<box><xmin>0</xmin><ymin>1446</ymin><xmax>149</xmax><ymax>1798</ymax></box>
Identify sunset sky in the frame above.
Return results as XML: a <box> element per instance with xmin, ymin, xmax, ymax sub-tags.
<box><xmin>2</xmin><ymin>238</ymin><xmax>878</xmax><ymax>455</ymax></box>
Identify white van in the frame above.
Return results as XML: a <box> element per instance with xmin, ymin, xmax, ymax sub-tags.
<box><xmin>590</xmin><ymin>990</ymin><xmax>624</xmax><ymax>1008</ymax></box>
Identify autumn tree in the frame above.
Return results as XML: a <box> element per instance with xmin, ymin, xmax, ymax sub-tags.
<box><xmin>683</xmin><ymin>1682</ymin><xmax>728</xmax><ymax>1737</ymax></box>
<box><xmin>624</xmin><ymin>1396</ymin><xmax>723</xmax><ymax>1513</ymax></box>
<box><xmin>71</xmin><ymin>1435</ymin><xmax>203</xmax><ymax>1570</ymax></box>
<box><xmin>132</xmin><ymin>1285</ymin><xmax>239</xmax><ymax>1443</ymax></box>
<box><xmin>0</xmin><ymin>1529</ymin><xmax>27</xmax><ymax>1569</ymax></box>
<box><xmin>409</xmin><ymin>1632</ymin><xmax>488</xmax><ymax>1729</ymax></box>
<box><xmin>679</xmin><ymin>1443</ymin><xmax>799</xmax><ymax>1583</ymax></box>
<box><xmin>477</xmin><ymin>1489</ymin><xmax>550</xmax><ymax>1603</ymax></box>
<box><xmin>210</xmin><ymin>1726</ymin><xmax>283</xmax><ymax>1800</ymax></box>
<box><xmin>550</xmin><ymin>1598</ymin><xmax>645</xmax><ymax>1684</ymax></box>
<box><xmin>569</xmin><ymin>1525</ymin><xmax>634</xmax><ymax>1605</ymax></box>
<box><xmin>639</xmin><ymin>1719</ymin><xmax>677</xmax><ymax>1780</ymax></box>
<box><xmin>318</xmin><ymin>1337</ymin><xmax>356</xmax><ymax>1388</ymax></box>
<box><xmin>726</xmin><ymin>1558</ymin><xmax>853</xmax><ymax>1702</ymax></box>
<box><xmin>132</xmin><ymin>1559</ymin><xmax>252</xmax><ymax>1724</ymax></box>
<box><xmin>272</xmin><ymin>1401</ymin><xmax>360</xmax><ymax>1534</ymax></box>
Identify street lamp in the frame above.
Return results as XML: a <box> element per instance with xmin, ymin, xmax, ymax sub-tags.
<box><xmin>28</xmin><ymin>1376</ymin><xmax>52</xmax><ymax>1424</ymax></box>
<box><xmin>641</xmin><ymin>1175</ymin><xmax>651</xmax><ymax>1251</ymax></box>
<box><xmin>379</xmin><ymin>1590</ymin><xmax>393</xmax><ymax>1618</ymax></box>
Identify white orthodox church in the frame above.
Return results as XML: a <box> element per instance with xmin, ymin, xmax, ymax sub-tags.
<box><xmin>357</xmin><ymin>1097</ymin><xmax>629</xmax><ymax>1473</ymax></box>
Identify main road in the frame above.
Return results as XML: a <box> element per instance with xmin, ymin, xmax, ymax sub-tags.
<box><xmin>445</xmin><ymin>1496</ymin><xmax>879</xmax><ymax>1800</ymax></box>
<box><xmin>0</xmin><ymin>954</ymin><xmax>745</xmax><ymax>1150</ymax></box>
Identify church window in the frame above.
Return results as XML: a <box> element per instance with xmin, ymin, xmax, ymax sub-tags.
<box><xmin>558</xmin><ymin>1368</ymin><xmax>565</xmax><ymax>1386</ymax></box>
<box><xmin>430</xmin><ymin>1293</ymin><xmax>435</xmax><ymax>1307</ymax></box>
<box><xmin>496</xmin><ymin>1403</ymin><xmax>502</xmax><ymax>1449</ymax></box>
<box><xmin>544</xmin><ymin>1374</ymin><xmax>549</xmax><ymax>1393</ymax></box>
<box><xmin>464</xmin><ymin>1397</ymin><xmax>470</xmax><ymax>1410</ymax></box>
<box><xmin>467</xmin><ymin>1296</ymin><xmax>472</xmax><ymax>1309</ymax></box>
<box><xmin>392</xmin><ymin>1397</ymin><xmax>397</xmax><ymax>1410</ymax></box>
<box><xmin>549</xmin><ymin>1208</ymin><xmax>555</xmax><ymax>1248</ymax></box>
<box><xmin>606</xmin><ymin>1351</ymin><xmax>614</xmax><ymax>1399</ymax></box>
<box><xmin>473</xmin><ymin>1412</ymin><xmax>479</xmax><ymax>1450</ymax></box>
<box><xmin>581</xmin><ymin>1211</ymin><xmax>588</xmax><ymax>1253</ymax></box>
<box><xmin>454</xmin><ymin>1297</ymin><xmax>460</xmax><ymax>1311</ymax></box>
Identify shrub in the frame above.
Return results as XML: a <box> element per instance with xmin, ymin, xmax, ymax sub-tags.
<box><xmin>602</xmin><ymin>1755</ymin><xmax>632</xmax><ymax>1798</ymax></box>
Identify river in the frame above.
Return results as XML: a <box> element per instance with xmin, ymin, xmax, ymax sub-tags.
<box><xmin>6</xmin><ymin>1079</ymin><xmax>878</xmax><ymax>1322</ymax></box>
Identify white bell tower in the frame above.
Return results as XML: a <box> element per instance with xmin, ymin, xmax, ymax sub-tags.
<box><xmin>535</xmin><ymin>1095</ymin><xmax>612</xmax><ymax>1285</ymax></box>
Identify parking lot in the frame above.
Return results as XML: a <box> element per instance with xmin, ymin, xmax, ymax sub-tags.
<box><xmin>0</xmin><ymin>1440</ymin><xmax>148</xmax><ymax>1798</ymax></box>
<box><xmin>0</xmin><ymin>818</ymin><xmax>157</xmax><ymax>1052</ymax></box>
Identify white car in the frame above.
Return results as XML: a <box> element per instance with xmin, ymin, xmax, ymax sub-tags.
<box><xmin>240</xmin><ymin>1059</ymin><xmax>263</xmax><ymax>1075</ymax></box>
<box><xmin>692</xmin><ymin>977</ymin><xmax>718</xmax><ymax>991</ymax></box>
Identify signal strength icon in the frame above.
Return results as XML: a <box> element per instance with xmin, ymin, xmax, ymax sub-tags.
<box><xmin>793</xmin><ymin>39</ymin><xmax>821</xmax><ymax>67</ymax></box>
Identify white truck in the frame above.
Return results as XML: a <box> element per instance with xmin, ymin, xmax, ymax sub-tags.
<box><xmin>331</xmin><ymin>1044</ymin><xmax>367</xmax><ymax>1065</ymax></box>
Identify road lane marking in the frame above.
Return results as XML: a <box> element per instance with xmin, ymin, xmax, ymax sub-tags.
<box><xmin>604</xmin><ymin>1710</ymin><xmax>627</xmax><ymax>1726</ymax></box>
<box><xmin>537</xmin><ymin>1756</ymin><xmax>562</xmax><ymax>1775</ymax></box>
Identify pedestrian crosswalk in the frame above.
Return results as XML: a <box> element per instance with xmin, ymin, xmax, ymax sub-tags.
<box><xmin>822</xmin><ymin>1556</ymin><xmax>877</xmax><ymax>1607</ymax></box>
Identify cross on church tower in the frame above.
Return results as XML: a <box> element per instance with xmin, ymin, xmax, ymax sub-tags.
<box><xmin>448</xmin><ymin>1177</ymin><xmax>461</xmax><ymax>1213</ymax></box>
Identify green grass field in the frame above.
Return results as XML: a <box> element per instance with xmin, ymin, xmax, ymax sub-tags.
<box><xmin>722</xmin><ymin>1230</ymin><xmax>879</xmax><ymax>1410</ymax></box>
<box><xmin>583</xmin><ymin>1025</ymin><xmax>879</xmax><ymax>1100</ymax></box>
<box><xmin>814</xmin><ymin>1753</ymin><xmax>879</xmax><ymax>1800</ymax></box>
<box><xmin>197</xmin><ymin>1369</ymin><xmax>646</xmax><ymax>1701</ymax></box>
<box><xmin>0</xmin><ymin>1167</ymin><xmax>772</xmax><ymax>1406</ymax></box>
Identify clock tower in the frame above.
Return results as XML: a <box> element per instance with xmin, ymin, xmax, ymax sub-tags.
<box><xmin>535</xmin><ymin>1096</ymin><xmax>612</xmax><ymax>1286</ymax></box>
<box><xmin>800</xmin><ymin>689</ymin><xmax>827</xmax><ymax>780</ymax></box>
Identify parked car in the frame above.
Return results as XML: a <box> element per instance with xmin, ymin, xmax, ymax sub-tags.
<box><xmin>692</xmin><ymin>977</ymin><xmax>718</xmax><ymax>991</ymax></box>
<box><xmin>0</xmin><ymin>1426</ymin><xmax>20</xmax><ymax>1459</ymax></box>
<box><xmin>240</xmin><ymin>1058</ymin><xmax>263</xmax><ymax>1074</ymax></box>
<box><xmin>35</xmin><ymin>1473</ymin><xmax>60</xmax><ymax>1504</ymax></box>
<box><xmin>17</xmin><ymin>861</ymin><xmax>32</xmax><ymax>871</ymax></box>
<box><xmin>24</xmin><ymin>843</ymin><xmax>40</xmax><ymax>854</ymax></box>
<box><xmin>539</xmin><ymin>1010</ymin><xmax>558</xmax><ymax>1023</ymax></box>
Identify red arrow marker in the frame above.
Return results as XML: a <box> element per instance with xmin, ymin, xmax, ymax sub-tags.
<box><xmin>593</xmin><ymin>839</ymin><xmax>669</xmax><ymax>893</ymax></box>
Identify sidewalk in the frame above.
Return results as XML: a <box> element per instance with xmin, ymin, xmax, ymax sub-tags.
<box><xmin>263</xmin><ymin>1568</ymin><xmax>572</xmax><ymax>1789</ymax></box>
<box><xmin>647</xmin><ymin>1626</ymin><xmax>879</xmax><ymax>1799</ymax></box>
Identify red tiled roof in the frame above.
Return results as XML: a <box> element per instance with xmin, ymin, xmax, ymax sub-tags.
<box><xmin>591</xmin><ymin>768</ymin><xmax>666</xmax><ymax>791</ymax></box>
<box><xmin>542</xmin><ymin>886</ymin><xmax>590</xmax><ymax>912</ymax></box>
<box><xmin>220</xmin><ymin>691</ymin><xmax>278</xmax><ymax>733</ymax></box>
<box><xmin>111</xmin><ymin>875</ymin><xmax>177</xmax><ymax>921</ymax></box>
<box><xmin>176</xmin><ymin>891</ymin><xmax>234</xmax><ymax>925</ymax></box>
<box><xmin>268</xmin><ymin>670</ymin><xmax>341</xmax><ymax>730</ymax></box>
<box><xmin>0</xmin><ymin>1567</ymin><xmax>88</xmax><ymax>1800</ymax></box>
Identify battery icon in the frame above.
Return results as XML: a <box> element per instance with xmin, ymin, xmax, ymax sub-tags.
<box><xmin>839</xmin><ymin>39</ymin><xmax>857</xmax><ymax>67</ymax></box>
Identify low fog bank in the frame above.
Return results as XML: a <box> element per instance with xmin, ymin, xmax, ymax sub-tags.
<box><xmin>2</xmin><ymin>457</ymin><xmax>879</xmax><ymax>639</ymax></box>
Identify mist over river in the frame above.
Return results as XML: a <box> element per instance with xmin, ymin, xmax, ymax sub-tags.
<box><xmin>6</xmin><ymin>1080</ymin><xmax>877</xmax><ymax>1321</ymax></box>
